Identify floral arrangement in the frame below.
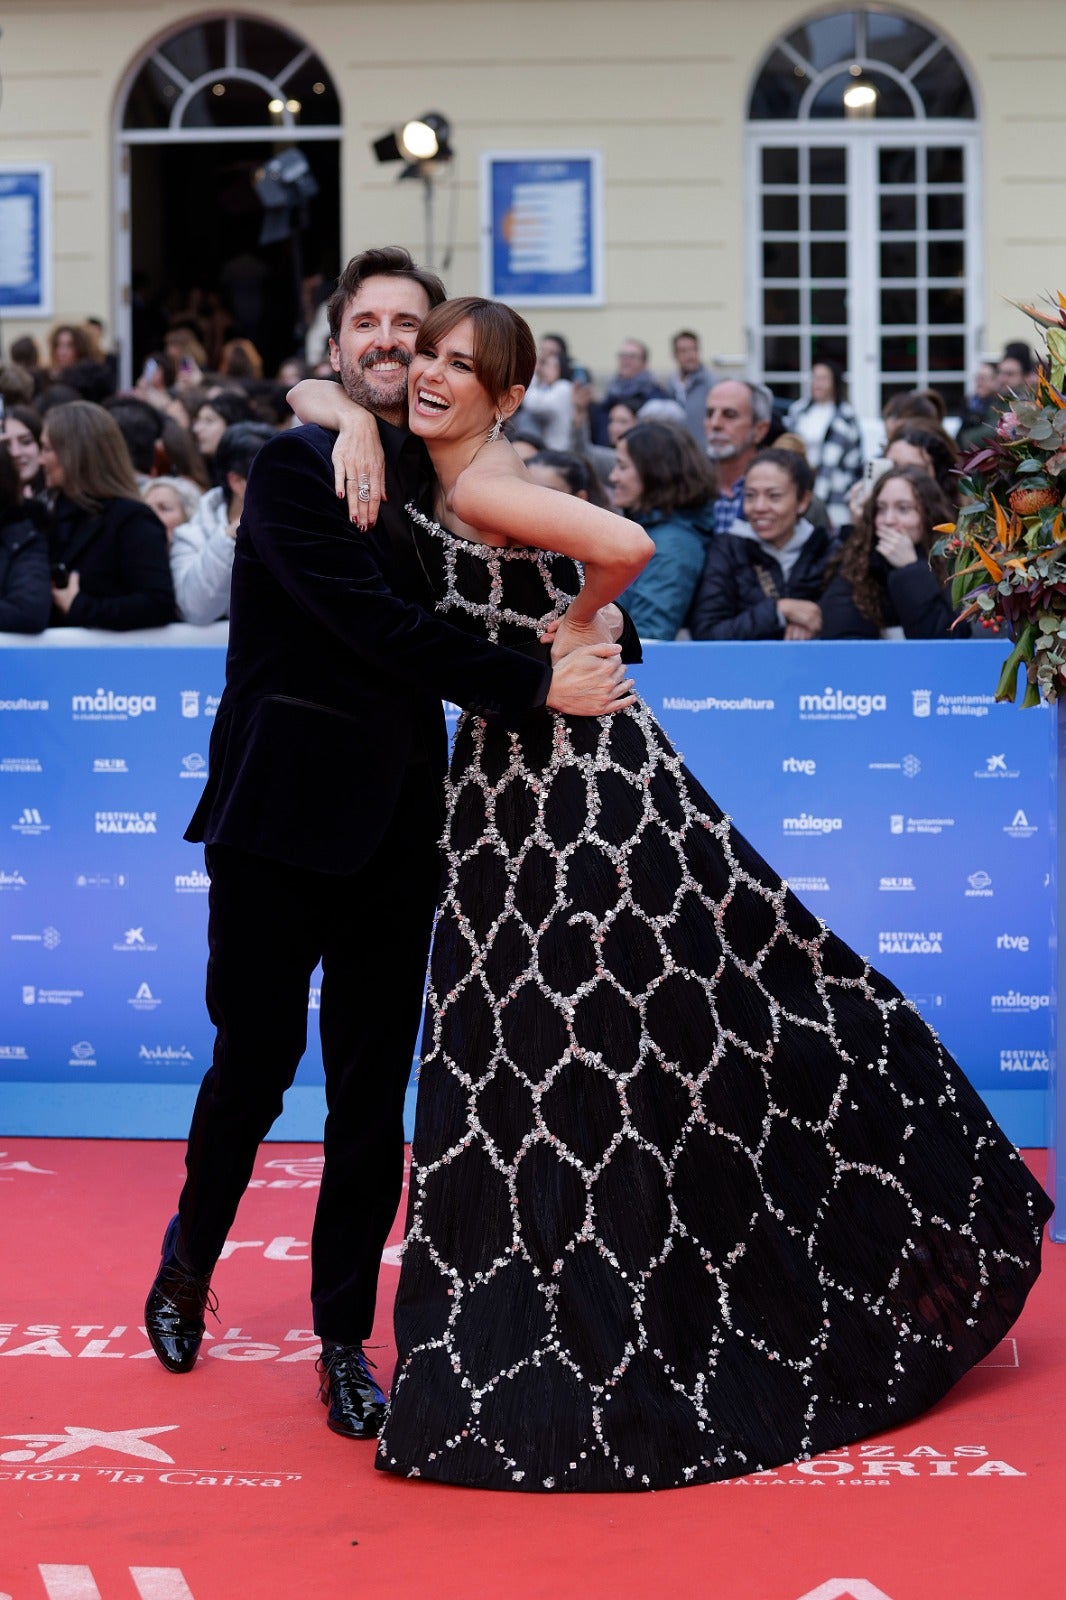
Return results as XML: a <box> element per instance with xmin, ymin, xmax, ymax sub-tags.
<box><xmin>933</xmin><ymin>295</ymin><xmax>1066</xmax><ymax>706</ymax></box>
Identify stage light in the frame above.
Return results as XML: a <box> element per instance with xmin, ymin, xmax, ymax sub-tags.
<box><xmin>371</xmin><ymin>112</ymin><xmax>454</xmax><ymax>268</ymax></box>
<box><xmin>843</xmin><ymin>70</ymin><xmax>877</xmax><ymax>118</ymax></box>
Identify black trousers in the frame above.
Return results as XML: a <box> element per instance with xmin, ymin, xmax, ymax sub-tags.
<box><xmin>177</xmin><ymin>766</ymin><xmax>443</xmax><ymax>1342</ymax></box>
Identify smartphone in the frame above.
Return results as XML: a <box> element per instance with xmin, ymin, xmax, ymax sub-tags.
<box><xmin>141</xmin><ymin>358</ymin><xmax>159</xmax><ymax>383</ymax></box>
<box><xmin>864</xmin><ymin>456</ymin><xmax>892</xmax><ymax>490</ymax></box>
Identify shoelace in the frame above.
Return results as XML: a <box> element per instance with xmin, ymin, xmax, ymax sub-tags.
<box><xmin>158</xmin><ymin>1261</ymin><xmax>220</xmax><ymax>1323</ymax></box>
<box><xmin>315</xmin><ymin>1346</ymin><xmax>380</xmax><ymax>1400</ymax></box>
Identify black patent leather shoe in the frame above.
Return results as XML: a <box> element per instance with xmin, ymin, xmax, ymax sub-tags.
<box><xmin>317</xmin><ymin>1343</ymin><xmax>387</xmax><ymax>1439</ymax></box>
<box><xmin>144</xmin><ymin>1214</ymin><xmax>217</xmax><ymax>1374</ymax></box>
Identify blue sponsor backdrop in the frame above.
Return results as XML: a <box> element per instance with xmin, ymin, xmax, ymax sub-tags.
<box><xmin>0</xmin><ymin>633</ymin><xmax>1054</xmax><ymax>1148</ymax></box>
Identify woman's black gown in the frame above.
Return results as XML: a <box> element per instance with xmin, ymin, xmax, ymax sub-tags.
<box><xmin>376</xmin><ymin>509</ymin><xmax>1052</xmax><ymax>1493</ymax></box>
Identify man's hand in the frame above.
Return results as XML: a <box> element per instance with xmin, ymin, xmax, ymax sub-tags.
<box><xmin>545</xmin><ymin>642</ymin><xmax>636</xmax><ymax>717</ymax></box>
<box><xmin>51</xmin><ymin>569</ymin><xmax>80</xmax><ymax>614</ymax></box>
<box><xmin>778</xmin><ymin>598</ymin><xmax>822</xmax><ymax>637</ymax></box>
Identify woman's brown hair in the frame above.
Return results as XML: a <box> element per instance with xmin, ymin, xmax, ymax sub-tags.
<box><xmin>43</xmin><ymin>401</ymin><xmax>141</xmax><ymax>510</ymax></box>
<box><xmin>828</xmin><ymin>464</ymin><xmax>951</xmax><ymax>626</ymax></box>
<box><xmin>415</xmin><ymin>297</ymin><xmax>537</xmax><ymax>400</ymax></box>
<box><xmin>621</xmin><ymin>420</ymin><xmax>718</xmax><ymax>516</ymax></box>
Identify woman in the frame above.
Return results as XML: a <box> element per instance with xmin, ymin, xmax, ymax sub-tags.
<box><xmin>0</xmin><ymin>442</ymin><xmax>51</xmax><ymax>633</ymax></box>
<box><xmin>821</xmin><ymin>466</ymin><xmax>957</xmax><ymax>640</ymax></box>
<box><xmin>40</xmin><ymin>401</ymin><xmax>175</xmax><ymax>630</ymax></box>
<box><xmin>47</xmin><ymin>322</ymin><xmax>99</xmax><ymax>380</ymax></box>
<box><xmin>784</xmin><ymin>359</ymin><xmax>864</xmax><ymax>530</ymax></box>
<box><xmin>368</xmin><ymin>297</ymin><xmax>1049</xmax><ymax>1493</ymax></box>
<box><xmin>518</xmin><ymin>345</ymin><xmax>573</xmax><ymax>450</ymax></box>
<box><xmin>609</xmin><ymin>419</ymin><xmax>717</xmax><ymax>638</ymax></box>
<box><xmin>525</xmin><ymin>448</ymin><xmax>609</xmax><ymax>507</ymax></box>
<box><xmin>142</xmin><ymin>476</ymin><xmax>203</xmax><ymax>548</ymax></box>
<box><xmin>190</xmin><ymin>390</ymin><xmax>253</xmax><ymax>469</ymax></box>
<box><xmin>690</xmin><ymin>448</ymin><xmax>833</xmax><ymax>640</ymax></box>
<box><xmin>886</xmin><ymin>421</ymin><xmax>961</xmax><ymax>511</ymax></box>
<box><xmin>1</xmin><ymin>405</ymin><xmax>45</xmax><ymax>498</ymax></box>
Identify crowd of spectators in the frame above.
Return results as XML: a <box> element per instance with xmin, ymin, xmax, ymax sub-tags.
<box><xmin>0</xmin><ymin>317</ymin><xmax>294</xmax><ymax>634</ymax></box>
<box><xmin>0</xmin><ymin>309</ymin><xmax>1035</xmax><ymax>642</ymax></box>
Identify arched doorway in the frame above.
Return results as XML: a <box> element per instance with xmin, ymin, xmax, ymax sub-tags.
<box><xmin>746</xmin><ymin>7</ymin><xmax>979</xmax><ymax>420</ymax></box>
<box><xmin>113</xmin><ymin>14</ymin><xmax>342</xmax><ymax>384</ymax></box>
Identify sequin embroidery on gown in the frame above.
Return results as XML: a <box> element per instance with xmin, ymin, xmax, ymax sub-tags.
<box><xmin>376</xmin><ymin>507</ymin><xmax>1052</xmax><ymax>1493</ymax></box>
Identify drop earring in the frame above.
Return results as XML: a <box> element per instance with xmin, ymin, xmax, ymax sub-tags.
<box><xmin>486</xmin><ymin>411</ymin><xmax>503</xmax><ymax>444</ymax></box>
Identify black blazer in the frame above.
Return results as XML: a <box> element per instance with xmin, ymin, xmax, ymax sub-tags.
<box><xmin>186</xmin><ymin>421</ymin><xmax>553</xmax><ymax>875</ymax></box>
<box><xmin>47</xmin><ymin>493</ymin><xmax>175</xmax><ymax>631</ymax></box>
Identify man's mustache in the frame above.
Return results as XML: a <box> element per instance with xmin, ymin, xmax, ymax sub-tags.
<box><xmin>359</xmin><ymin>348</ymin><xmax>412</xmax><ymax>372</ymax></box>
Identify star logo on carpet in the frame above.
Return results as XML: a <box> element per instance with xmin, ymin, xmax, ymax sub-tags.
<box><xmin>795</xmin><ymin>1583</ymin><xmax>896</xmax><ymax>1600</ymax></box>
<box><xmin>0</xmin><ymin>1424</ymin><xmax>179</xmax><ymax>1464</ymax></box>
<box><xmin>0</xmin><ymin>1150</ymin><xmax>55</xmax><ymax>1178</ymax></box>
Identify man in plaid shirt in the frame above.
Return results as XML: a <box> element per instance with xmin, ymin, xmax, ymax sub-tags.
<box><xmin>704</xmin><ymin>379</ymin><xmax>774</xmax><ymax>533</ymax></box>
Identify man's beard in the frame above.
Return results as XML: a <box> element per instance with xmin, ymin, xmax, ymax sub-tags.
<box><xmin>336</xmin><ymin>346</ymin><xmax>411</xmax><ymax>418</ymax></box>
<box><xmin>705</xmin><ymin>439</ymin><xmax>740</xmax><ymax>463</ymax></box>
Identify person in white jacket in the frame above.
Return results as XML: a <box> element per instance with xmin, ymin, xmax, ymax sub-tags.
<box><xmin>170</xmin><ymin>421</ymin><xmax>274</xmax><ymax>623</ymax></box>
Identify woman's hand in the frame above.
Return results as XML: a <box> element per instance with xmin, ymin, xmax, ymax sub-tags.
<box><xmin>330</xmin><ymin>416</ymin><xmax>386</xmax><ymax>530</ymax></box>
<box><xmin>875</xmin><ymin>529</ymin><xmax>919</xmax><ymax>569</ymax></box>
<box><xmin>51</xmin><ymin>569</ymin><xmax>80</xmax><ymax>614</ymax></box>
<box><xmin>778</xmin><ymin>597</ymin><xmax>822</xmax><ymax>639</ymax></box>
<box><xmin>288</xmin><ymin>379</ymin><xmax>386</xmax><ymax>530</ymax></box>
<box><xmin>540</xmin><ymin>602</ymin><xmax>623</xmax><ymax>649</ymax></box>
<box><xmin>549</xmin><ymin>608</ymin><xmax>615</xmax><ymax>661</ymax></box>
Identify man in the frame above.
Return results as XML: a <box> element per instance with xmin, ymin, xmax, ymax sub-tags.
<box><xmin>703</xmin><ymin>378</ymin><xmax>773</xmax><ymax>533</ymax></box>
<box><xmin>596</xmin><ymin>338</ymin><xmax>666</xmax><ymax>441</ymax></box>
<box><xmin>669</xmin><ymin>330</ymin><xmax>715</xmax><ymax>446</ymax></box>
<box><xmin>144</xmin><ymin>247</ymin><xmax>636</xmax><ymax>1440</ymax></box>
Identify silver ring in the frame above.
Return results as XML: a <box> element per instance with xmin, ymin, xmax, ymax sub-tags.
<box><xmin>357</xmin><ymin>483</ymin><xmax>371</xmax><ymax>502</ymax></box>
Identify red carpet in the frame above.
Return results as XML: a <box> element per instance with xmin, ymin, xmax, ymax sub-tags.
<box><xmin>1</xmin><ymin>1139</ymin><xmax>1060</xmax><ymax>1600</ymax></box>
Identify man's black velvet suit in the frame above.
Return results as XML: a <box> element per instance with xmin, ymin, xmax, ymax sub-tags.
<box><xmin>179</xmin><ymin>420</ymin><xmax>552</xmax><ymax>1341</ymax></box>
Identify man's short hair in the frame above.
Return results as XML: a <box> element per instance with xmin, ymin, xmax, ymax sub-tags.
<box><xmin>672</xmin><ymin>329</ymin><xmax>700</xmax><ymax>349</ymax></box>
<box><xmin>708</xmin><ymin>377</ymin><xmax>775</xmax><ymax>427</ymax></box>
<box><xmin>326</xmin><ymin>248</ymin><xmax>447</xmax><ymax>343</ymax></box>
<box><xmin>621</xmin><ymin>339</ymin><xmax>650</xmax><ymax>363</ymax></box>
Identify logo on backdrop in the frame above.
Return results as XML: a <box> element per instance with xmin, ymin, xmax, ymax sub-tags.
<box><xmin>71</xmin><ymin>689</ymin><xmax>157</xmax><ymax>721</ymax></box>
<box><xmin>174</xmin><ymin>868</ymin><xmax>210</xmax><ymax>894</ymax></box>
<box><xmin>912</xmin><ymin>689</ymin><xmax>931</xmax><ymax>717</ymax></box>
<box><xmin>10</xmin><ymin>926</ymin><xmax>60</xmax><ymax>948</ymax></box>
<box><xmin>114</xmin><ymin>926</ymin><xmax>158</xmax><ymax>954</ymax></box>
<box><xmin>1003</xmin><ymin>809</ymin><xmax>1037</xmax><ymax>840</ymax></box>
<box><xmin>181</xmin><ymin>753</ymin><xmax>207</xmax><ymax>779</ymax></box>
<box><xmin>0</xmin><ymin>756</ymin><xmax>43</xmax><ymax>772</ymax></box>
<box><xmin>965</xmin><ymin>870</ymin><xmax>993</xmax><ymax>898</ymax></box>
<box><xmin>889</xmin><ymin>814</ymin><xmax>954</xmax><ymax>835</ymax></box>
<box><xmin>996</xmin><ymin>933</ymin><xmax>1030</xmax><ymax>952</ymax></box>
<box><xmin>92</xmin><ymin>757</ymin><xmax>129</xmax><ymax>774</ymax></box>
<box><xmin>179</xmin><ymin>689</ymin><xmax>221</xmax><ymax>718</ymax></box>
<box><xmin>0</xmin><ymin>697</ymin><xmax>48</xmax><ymax>712</ymax></box>
<box><xmin>11</xmin><ymin>807</ymin><xmax>50</xmax><ymax>836</ymax></box>
<box><xmin>95</xmin><ymin>811</ymin><xmax>158</xmax><ymax>835</ymax></box>
<box><xmin>782</xmin><ymin>757</ymin><xmax>815</xmax><ymax>775</ymax></box>
<box><xmin>784</xmin><ymin>875</ymin><xmax>830</xmax><ymax>893</ymax></box>
<box><xmin>128</xmin><ymin>983</ymin><xmax>162</xmax><ymax>1012</ymax></box>
<box><xmin>1000</xmin><ymin>1048</ymin><xmax>1049</xmax><ymax>1073</ymax></box>
<box><xmin>0</xmin><ymin>1046</ymin><xmax>29</xmax><ymax>1061</ymax></box>
<box><xmin>878</xmin><ymin>931</ymin><xmax>942</xmax><ymax>954</ymax></box>
<box><xmin>976</xmin><ymin>753</ymin><xmax>1020</xmax><ymax>779</ymax></box>
<box><xmin>799</xmin><ymin>687</ymin><xmax>886</xmax><ymax>720</ymax></box>
<box><xmin>0</xmin><ymin>868</ymin><xmax>28</xmax><ymax>891</ymax></box>
<box><xmin>138</xmin><ymin>1045</ymin><xmax>194</xmax><ymax>1064</ymax></box>
<box><xmin>662</xmin><ymin>694</ymin><xmax>775</xmax><ymax>712</ymax></box>
<box><xmin>68</xmin><ymin>1041</ymin><xmax>96</xmax><ymax>1066</ymax></box>
<box><xmin>22</xmin><ymin>987</ymin><xmax>83</xmax><ymax>1007</ymax></box>
<box><xmin>879</xmin><ymin>877</ymin><xmax>915</xmax><ymax>892</ymax></box>
<box><xmin>990</xmin><ymin>991</ymin><xmax>1050</xmax><ymax>1013</ymax></box>
<box><xmin>868</xmin><ymin>754</ymin><xmax>921</xmax><ymax>777</ymax></box>
<box><xmin>75</xmin><ymin>871</ymin><xmax>128</xmax><ymax>889</ymax></box>
<box><xmin>782</xmin><ymin>814</ymin><xmax>843</xmax><ymax>835</ymax></box>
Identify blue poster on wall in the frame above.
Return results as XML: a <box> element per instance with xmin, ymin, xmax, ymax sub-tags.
<box><xmin>0</xmin><ymin>165</ymin><xmax>52</xmax><ymax>314</ymax></box>
<box><xmin>480</xmin><ymin>151</ymin><xmax>603</xmax><ymax>305</ymax></box>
